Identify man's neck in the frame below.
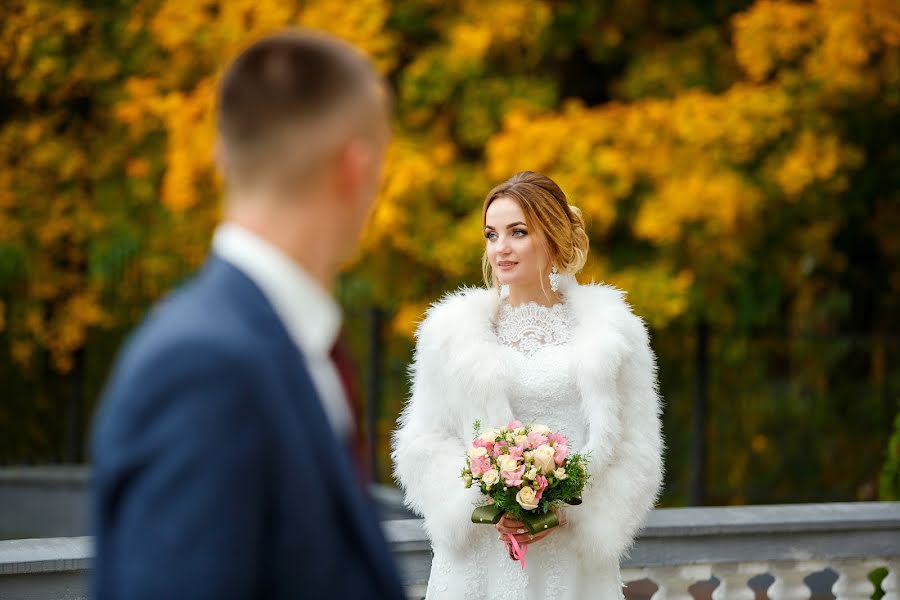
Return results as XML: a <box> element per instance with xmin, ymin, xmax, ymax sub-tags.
<box><xmin>223</xmin><ymin>197</ymin><xmax>338</xmax><ymax>293</ymax></box>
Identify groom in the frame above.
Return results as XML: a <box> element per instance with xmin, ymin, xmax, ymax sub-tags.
<box><xmin>90</xmin><ymin>30</ymin><xmax>404</xmax><ymax>599</ymax></box>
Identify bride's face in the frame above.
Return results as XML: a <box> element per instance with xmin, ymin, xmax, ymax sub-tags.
<box><xmin>484</xmin><ymin>196</ymin><xmax>551</xmax><ymax>288</ymax></box>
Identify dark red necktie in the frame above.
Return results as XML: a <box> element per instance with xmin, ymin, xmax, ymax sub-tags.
<box><xmin>329</xmin><ymin>335</ymin><xmax>369</xmax><ymax>483</ymax></box>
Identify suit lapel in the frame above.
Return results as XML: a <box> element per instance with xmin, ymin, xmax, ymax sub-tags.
<box><xmin>210</xmin><ymin>258</ymin><xmax>402</xmax><ymax>596</ymax></box>
<box><xmin>269</xmin><ymin>332</ymin><xmax>402</xmax><ymax>593</ymax></box>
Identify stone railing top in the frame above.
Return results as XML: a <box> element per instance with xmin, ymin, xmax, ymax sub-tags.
<box><xmin>2</xmin><ymin>502</ymin><xmax>898</xmax><ymax>575</ymax></box>
<box><xmin>0</xmin><ymin>536</ymin><xmax>90</xmax><ymax>576</ymax></box>
<box><xmin>636</xmin><ymin>501</ymin><xmax>899</xmax><ymax>536</ymax></box>
<box><xmin>0</xmin><ymin>466</ymin><xmax>90</xmax><ymax>486</ymax></box>
<box><xmin>383</xmin><ymin>502</ymin><xmax>900</xmax><ymax>567</ymax></box>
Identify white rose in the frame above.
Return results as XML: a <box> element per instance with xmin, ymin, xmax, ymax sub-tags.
<box><xmin>463</xmin><ymin>474</ymin><xmax>473</xmax><ymax>488</ymax></box>
<box><xmin>526</xmin><ymin>466</ymin><xmax>538</xmax><ymax>480</ymax></box>
<box><xmin>469</xmin><ymin>446</ymin><xmax>488</xmax><ymax>459</ymax></box>
<box><xmin>515</xmin><ymin>486</ymin><xmax>540</xmax><ymax>511</ymax></box>
<box><xmin>524</xmin><ymin>451</ymin><xmax>534</xmax><ymax>463</ymax></box>
<box><xmin>515</xmin><ymin>435</ymin><xmax>529</xmax><ymax>447</ymax></box>
<box><xmin>482</xmin><ymin>469</ymin><xmax>500</xmax><ymax>489</ymax></box>
<box><xmin>531</xmin><ymin>424</ymin><xmax>551</xmax><ymax>435</ymax></box>
<box><xmin>533</xmin><ymin>444</ymin><xmax>556</xmax><ymax>475</ymax></box>
<box><xmin>480</xmin><ymin>428</ymin><xmax>501</xmax><ymax>442</ymax></box>
<box><xmin>497</xmin><ymin>454</ymin><xmax>519</xmax><ymax>473</ymax></box>
<box><xmin>554</xmin><ymin>467</ymin><xmax>568</xmax><ymax>480</ymax></box>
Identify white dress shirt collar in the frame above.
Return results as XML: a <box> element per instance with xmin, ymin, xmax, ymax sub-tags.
<box><xmin>211</xmin><ymin>223</ymin><xmax>341</xmax><ymax>359</ymax></box>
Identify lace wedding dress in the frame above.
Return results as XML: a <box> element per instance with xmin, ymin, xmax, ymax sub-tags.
<box><xmin>425</xmin><ymin>299</ymin><xmax>625</xmax><ymax>600</ymax></box>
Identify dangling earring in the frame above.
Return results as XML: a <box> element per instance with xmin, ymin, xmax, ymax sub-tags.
<box><xmin>549</xmin><ymin>264</ymin><xmax>560</xmax><ymax>293</ymax></box>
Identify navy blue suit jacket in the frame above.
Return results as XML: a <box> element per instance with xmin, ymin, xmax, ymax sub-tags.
<box><xmin>91</xmin><ymin>258</ymin><xmax>405</xmax><ymax>599</ymax></box>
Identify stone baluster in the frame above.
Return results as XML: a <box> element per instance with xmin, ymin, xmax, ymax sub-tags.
<box><xmin>622</xmin><ymin>568</ymin><xmax>653</xmax><ymax>599</ymax></box>
<box><xmin>832</xmin><ymin>559</ymin><xmax>880</xmax><ymax>600</ymax></box>
<box><xmin>647</xmin><ymin>564</ymin><xmax>712</xmax><ymax>600</ymax></box>
<box><xmin>712</xmin><ymin>562</ymin><xmax>767</xmax><ymax>600</ymax></box>
<box><xmin>769</xmin><ymin>561</ymin><xmax>818</xmax><ymax>600</ymax></box>
<box><xmin>882</xmin><ymin>560</ymin><xmax>900</xmax><ymax>600</ymax></box>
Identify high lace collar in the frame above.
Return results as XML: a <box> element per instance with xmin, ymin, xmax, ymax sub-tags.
<box><xmin>494</xmin><ymin>298</ymin><xmax>573</xmax><ymax>357</ymax></box>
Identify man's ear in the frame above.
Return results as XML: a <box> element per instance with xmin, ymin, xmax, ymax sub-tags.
<box><xmin>214</xmin><ymin>138</ymin><xmax>229</xmax><ymax>178</ymax></box>
<box><xmin>333</xmin><ymin>137</ymin><xmax>375</xmax><ymax>202</ymax></box>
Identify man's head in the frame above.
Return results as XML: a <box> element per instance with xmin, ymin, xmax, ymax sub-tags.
<box><xmin>216</xmin><ymin>29</ymin><xmax>391</xmax><ymax>267</ymax></box>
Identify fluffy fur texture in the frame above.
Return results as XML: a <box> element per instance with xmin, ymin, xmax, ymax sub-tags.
<box><xmin>391</xmin><ymin>276</ymin><xmax>664</xmax><ymax>566</ymax></box>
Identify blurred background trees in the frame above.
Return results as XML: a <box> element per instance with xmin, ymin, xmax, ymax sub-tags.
<box><xmin>1</xmin><ymin>0</ymin><xmax>897</xmax><ymax>506</ymax></box>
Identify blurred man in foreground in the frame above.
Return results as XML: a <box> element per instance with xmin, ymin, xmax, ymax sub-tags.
<box><xmin>91</xmin><ymin>29</ymin><xmax>403</xmax><ymax>599</ymax></box>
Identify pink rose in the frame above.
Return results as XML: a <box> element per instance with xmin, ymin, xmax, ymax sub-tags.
<box><xmin>502</xmin><ymin>464</ymin><xmax>526</xmax><ymax>487</ymax></box>
<box><xmin>534</xmin><ymin>475</ymin><xmax>548</xmax><ymax>499</ymax></box>
<box><xmin>548</xmin><ymin>432</ymin><xmax>569</xmax><ymax>446</ymax></box>
<box><xmin>527</xmin><ymin>431</ymin><xmax>548</xmax><ymax>449</ymax></box>
<box><xmin>507</xmin><ymin>420</ymin><xmax>523</xmax><ymax>430</ymax></box>
<box><xmin>470</xmin><ymin>456</ymin><xmax>490</xmax><ymax>477</ymax></box>
<box><xmin>492</xmin><ymin>441</ymin><xmax>508</xmax><ymax>457</ymax></box>
<box><xmin>473</xmin><ymin>438</ymin><xmax>494</xmax><ymax>453</ymax></box>
<box><xmin>554</xmin><ymin>443</ymin><xmax>568</xmax><ymax>465</ymax></box>
<box><xmin>507</xmin><ymin>445</ymin><xmax>524</xmax><ymax>459</ymax></box>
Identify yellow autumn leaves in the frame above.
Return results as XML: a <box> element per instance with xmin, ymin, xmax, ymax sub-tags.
<box><xmin>1</xmin><ymin>0</ymin><xmax>898</xmax><ymax>371</ymax></box>
<box><xmin>734</xmin><ymin>0</ymin><xmax>900</xmax><ymax>93</ymax></box>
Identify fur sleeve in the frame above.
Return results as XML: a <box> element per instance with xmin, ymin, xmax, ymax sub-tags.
<box><xmin>568</xmin><ymin>310</ymin><xmax>664</xmax><ymax>565</ymax></box>
<box><xmin>391</xmin><ymin>301</ymin><xmax>482</xmax><ymax>552</ymax></box>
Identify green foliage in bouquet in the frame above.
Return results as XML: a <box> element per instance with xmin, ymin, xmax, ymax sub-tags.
<box><xmin>484</xmin><ymin>452</ymin><xmax>589</xmax><ymax>522</ymax></box>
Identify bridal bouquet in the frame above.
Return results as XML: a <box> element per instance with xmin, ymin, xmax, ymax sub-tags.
<box><xmin>461</xmin><ymin>420</ymin><xmax>589</xmax><ymax>566</ymax></box>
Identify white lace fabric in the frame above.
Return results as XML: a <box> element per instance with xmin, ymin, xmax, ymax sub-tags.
<box><xmin>494</xmin><ymin>301</ymin><xmax>572</xmax><ymax>357</ymax></box>
<box><xmin>494</xmin><ymin>298</ymin><xmax>587</xmax><ymax>454</ymax></box>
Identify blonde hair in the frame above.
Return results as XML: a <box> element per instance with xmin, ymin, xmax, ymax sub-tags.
<box><xmin>481</xmin><ymin>171</ymin><xmax>590</xmax><ymax>288</ymax></box>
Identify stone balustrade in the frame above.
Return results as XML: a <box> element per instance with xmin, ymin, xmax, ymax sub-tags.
<box><xmin>1</xmin><ymin>502</ymin><xmax>898</xmax><ymax>599</ymax></box>
<box><xmin>386</xmin><ymin>502</ymin><xmax>900</xmax><ymax>599</ymax></box>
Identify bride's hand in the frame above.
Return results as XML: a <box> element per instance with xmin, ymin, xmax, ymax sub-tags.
<box><xmin>495</xmin><ymin>514</ymin><xmax>555</xmax><ymax>547</ymax></box>
<box><xmin>495</xmin><ymin>514</ymin><xmax>530</xmax><ymax>545</ymax></box>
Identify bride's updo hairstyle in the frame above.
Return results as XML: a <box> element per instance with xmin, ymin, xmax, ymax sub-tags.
<box><xmin>482</xmin><ymin>171</ymin><xmax>590</xmax><ymax>288</ymax></box>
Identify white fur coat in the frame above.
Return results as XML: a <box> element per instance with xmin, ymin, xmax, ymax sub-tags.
<box><xmin>392</xmin><ymin>277</ymin><xmax>664</xmax><ymax>567</ymax></box>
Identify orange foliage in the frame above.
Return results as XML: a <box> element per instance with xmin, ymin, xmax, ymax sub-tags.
<box><xmin>1</xmin><ymin>0</ymin><xmax>897</xmax><ymax>373</ymax></box>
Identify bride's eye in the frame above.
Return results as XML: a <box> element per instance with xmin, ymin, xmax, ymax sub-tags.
<box><xmin>512</xmin><ymin>229</ymin><xmax>527</xmax><ymax>237</ymax></box>
<box><xmin>485</xmin><ymin>231</ymin><xmax>498</xmax><ymax>241</ymax></box>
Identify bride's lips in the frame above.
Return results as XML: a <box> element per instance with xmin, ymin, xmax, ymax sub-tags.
<box><xmin>497</xmin><ymin>260</ymin><xmax>518</xmax><ymax>271</ymax></box>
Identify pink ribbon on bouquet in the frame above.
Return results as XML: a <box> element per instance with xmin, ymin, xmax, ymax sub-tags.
<box><xmin>506</xmin><ymin>533</ymin><xmax>528</xmax><ymax>570</ymax></box>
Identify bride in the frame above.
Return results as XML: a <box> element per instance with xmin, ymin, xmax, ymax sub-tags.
<box><xmin>392</xmin><ymin>171</ymin><xmax>664</xmax><ymax>599</ymax></box>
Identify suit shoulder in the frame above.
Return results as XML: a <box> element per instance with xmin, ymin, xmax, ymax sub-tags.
<box><xmin>93</xmin><ymin>297</ymin><xmax>264</xmax><ymax>451</ymax></box>
<box><xmin>113</xmin><ymin>287</ymin><xmax>263</xmax><ymax>391</ymax></box>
